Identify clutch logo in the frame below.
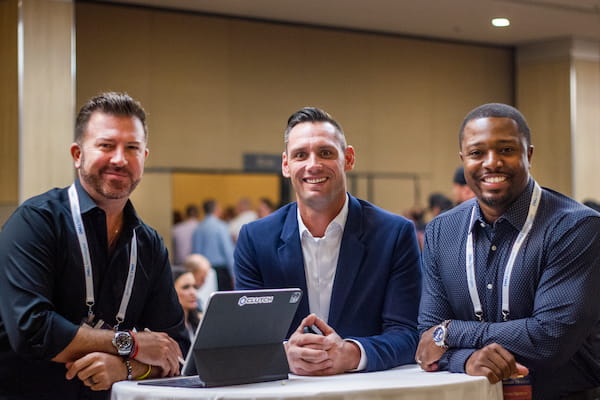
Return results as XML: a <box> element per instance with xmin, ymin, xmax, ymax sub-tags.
<box><xmin>238</xmin><ymin>295</ymin><xmax>274</xmax><ymax>306</ymax></box>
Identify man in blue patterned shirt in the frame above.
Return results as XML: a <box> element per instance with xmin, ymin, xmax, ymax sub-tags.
<box><xmin>416</xmin><ymin>103</ymin><xmax>600</xmax><ymax>400</ymax></box>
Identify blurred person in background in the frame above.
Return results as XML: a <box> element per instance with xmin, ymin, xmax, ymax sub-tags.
<box><xmin>451</xmin><ymin>166</ymin><xmax>475</xmax><ymax>205</ymax></box>
<box><xmin>257</xmin><ymin>197</ymin><xmax>276</xmax><ymax>218</ymax></box>
<box><xmin>173</xmin><ymin>271</ymin><xmax>202</xmax><ymax>341</ymax></box>
<box><xmin>192</xmin><ymin>200</ymin><xmax>234</xmax><ymax>291</ymax></box>
<box><xmin>171</xmin><ymin>204</ymin><xmax>199</xmax><ymax>266</ymax></box>
<box><xmin>228</xmin><ymin>198</ymin><xmax>257</xmax><ymax>243</ymax></box>
<box><xmin>182</xmin><ymin>253</ymin><xmax>216</xmax><ymax>311</ymax></box>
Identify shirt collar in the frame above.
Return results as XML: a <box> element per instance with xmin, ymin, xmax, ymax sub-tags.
<box><xmin>297</xmin><ymin>193</ymin><xmax>349</xmax><ymax>239</ymax></box>
<box><xmin>473</xmin><ymin>178</ymin><xmax>536</xmax><ymax>231</ymax></box>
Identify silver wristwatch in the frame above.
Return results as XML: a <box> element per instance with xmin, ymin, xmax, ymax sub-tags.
<box><xmin>112</xmin><ymin>331</ymin><xmax>134</xmax><ymax>357</ymax></box>
<box><xmin>432</xmin><ymin>320</ymin><xmax>451</xmax><ymax>348</ymax></box>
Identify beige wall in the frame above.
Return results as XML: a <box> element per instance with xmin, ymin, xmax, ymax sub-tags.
<box><xmin>76</xmin><ymin>2</ymin><xmax>513</xmax><ymax>225</ymax></box>
<box><xmin>573</xmin><ymin>58</ymin><xmax>600</xmax><ymax>203</ymax></box>
<box><xmin>20</xmin><ymin>0</ymin><xmax>75</xmax><ymax>201</ymax></box>
<box><xmin>517</xmin><ymin>57</ymin><xmax>572</xmax><ymax>196</ymax></box>
<box><xmin>517</xmin><ymin>38</ymin><xmax>600</xmax><ymax>202</ymax></box>
<box><xmin>0</xmin><ymin>0</ymin><xmax>18</xmax><ymax>209</ymax></box>
<box><xmin>0</xmin><ymin>0</ymin><xmax>75</xmax><ymax>228</ymax></box>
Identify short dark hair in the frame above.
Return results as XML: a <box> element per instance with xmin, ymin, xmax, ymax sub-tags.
<box><xmin>203</xmin><ymin>199</ymin><xmax>216</xmax><ymax>215</ymax></box>
<box><xmin>458</xmin><ymin>103</ymin><xmax>531</xmax><ymax>149</ymax></box>
<box><xmin>75</xmin><ymin>92</ymin><xmax>148</xmax><ymax>143</ymax></box>
<box><xmin>284</xmin><ymin>107</ymin><xmax>347</xmax><ymax>151</ymax></box>
<box><xmin>185</xmin><ymin>204</ymin><xmax>199</xmax><ymax>218</ymax></box>
<box><xmin>428</xmin><ymin>193</ymin><xmax>453</xmax><ymax>213</ymax></box>
<box><xmin>453</xmin><ymin>166</ymin><xmax>467</xmax><ymax>186</ymax></box>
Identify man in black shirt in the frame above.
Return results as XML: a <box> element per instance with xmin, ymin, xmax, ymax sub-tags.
<box><xmin>0</xmin><ymin>92</ymin><xmax>189</xmax><ymax>399</ymax></box>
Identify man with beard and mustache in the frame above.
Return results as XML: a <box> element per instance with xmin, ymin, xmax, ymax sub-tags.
<box><xmin>415</xmin><ymin>103</ymin><xmax>600</xmax><ymax>400</ymax></box>
<box><xmin>0</xmin><ymin>92</ymin><xmax>189</xmax><ymax>399</ymax></box>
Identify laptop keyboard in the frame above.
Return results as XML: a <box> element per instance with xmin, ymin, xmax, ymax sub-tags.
<box><xmin>138</xmin><ymin>375</ymin><xmax>206</xmax><ymax>388</ymax></box>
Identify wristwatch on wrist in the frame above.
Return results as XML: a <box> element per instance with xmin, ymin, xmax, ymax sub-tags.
<box><xmin>112</xmin><ymin>331</ymin><xmax>135</xmax><ymax>357</ymax></box>
<box><xmin>432</xmin><ymin>320</ymin><xmax>451</xmax><ymax>348</ymax></box>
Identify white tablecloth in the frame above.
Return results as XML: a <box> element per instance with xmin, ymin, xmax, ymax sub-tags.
<box><xmin>110</xmin><ymin>364</ymin><xmax>502</xmax><ymax>400</ymax></box>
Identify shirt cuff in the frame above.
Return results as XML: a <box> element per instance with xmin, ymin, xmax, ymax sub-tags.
<box><xmin>344</xmin><ymin>339</ymin><xmax>367</xmax><ymax>372</ymax></box>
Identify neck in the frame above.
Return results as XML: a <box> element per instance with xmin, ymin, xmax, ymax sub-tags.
<box><xmin>298</xmin><ymin>196</ymin><xmax>345</xmax><ymax>238</ymax></box>
<box><xmin>106</xmin><ymin>210</ymin><xmax>124</xmax><ymax>249</ymax></box>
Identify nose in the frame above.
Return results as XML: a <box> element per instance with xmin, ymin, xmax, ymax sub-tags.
<box><xmin>306</xmin><ymin>152</ymin><xmax>322</xmax><ymax>170</ymax></box>
<box><xmin>482</xmin><ymin>150</ymin><xmax>502</xmax><ymax>169</ymax></box>
<box><xmin>110</xmin><ymin>146</ymin><xmax>127</xmax><ymax>167</ymax></box>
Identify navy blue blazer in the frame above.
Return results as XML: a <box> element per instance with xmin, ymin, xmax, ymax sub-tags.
<box><xmin>234</xmin><ymin>194</ymin><xmax>422</xmax><ymax>372</ymax></box>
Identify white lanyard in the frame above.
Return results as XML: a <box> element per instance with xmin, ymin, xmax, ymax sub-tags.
<box><xmin>465</xmin><ymin>182</ymin><xmax>541</xmax><ymax>322</ymax></box>
<box><xmin>68</xmin><ymin>184</ymin><xmax>137</xmax><ymax>330</ymax></box>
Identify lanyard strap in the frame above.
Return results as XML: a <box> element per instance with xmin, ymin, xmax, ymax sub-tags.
<box><xmin>466</xmin><ymin>182</ymin><xmax>541</xmax><ymax>322</ymax></box>
<box><xmin>68</xmin><ymin>184</ymin><xmax>137</xmax><ymax>329</ymax></box>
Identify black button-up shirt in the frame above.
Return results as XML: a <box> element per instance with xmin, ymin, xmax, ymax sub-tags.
<box><xmin>0</xmin><ymin>180</ymin><xmax>189</xmax><ymax>399</ymax></box>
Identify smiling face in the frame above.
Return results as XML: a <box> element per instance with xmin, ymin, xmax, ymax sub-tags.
<box><xmin>460</xmin><ymin>117</ymin><xmax>534</xmax><ymax>222</ymax></box>
<box><xmin>282</xmin><ymin>121</ymin><xmax>355</xmax><ymax>214</ymax></box>
<box><xmin>71</xmin><ymin>112</ymin><xmax>149</xmax><ymax>205</ymax></box>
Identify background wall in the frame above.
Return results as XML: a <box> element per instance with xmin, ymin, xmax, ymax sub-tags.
<box><xmin>0</xmin><ymin>0</ymin><xmax>18</xmax><ymax>226</ymax></box>
<box><xmin>76</xmin><ymin>2</ymin><xmax>514</xmax><ymax>234</ymax></box>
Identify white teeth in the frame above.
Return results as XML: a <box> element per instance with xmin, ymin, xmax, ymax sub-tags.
<box><xmin>306</xmin><ymin>177</ymin><xmax>327</xmax><ymax>184</ymax></box>
<box><xmin>485</xmin><ymin>176</ymin><xmax>506</xmax><ymax>183</ymax></box>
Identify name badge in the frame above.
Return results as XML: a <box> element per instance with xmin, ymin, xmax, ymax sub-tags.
<box><xmin>503</xmin><ymin>376</ymin><xmax>532</xmax><ymax>400</ymax></box>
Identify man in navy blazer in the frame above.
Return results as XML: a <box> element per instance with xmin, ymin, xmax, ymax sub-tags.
<box><xmin>235</xmin><ymin>107</ymin><xmax>422</xmax><ymax>375</ymax></box>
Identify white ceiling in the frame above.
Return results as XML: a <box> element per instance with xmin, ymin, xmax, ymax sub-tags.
<box><xmin>102</xmin><ymin>0</ymin><xmax>600</xmax><ymax>46</ymax></box>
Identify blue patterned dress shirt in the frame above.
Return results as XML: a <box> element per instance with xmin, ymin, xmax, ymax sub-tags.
<box><xmin>419</xmin><ymin>178</ymin><xmax>600</xmax><ymax>399</ymax></box>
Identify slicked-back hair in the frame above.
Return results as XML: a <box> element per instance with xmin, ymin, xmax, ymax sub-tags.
<box><xmin>74</xmin><ymin>92</ymin><xmax>148</xmax><ymax>143</ymax></box>
<box><xmin>284</xmin><ymin>107</ymin><xmax>347</xmax><ymax>151</ymax></box>
<box><xmin>458</xmin><ymin>103</ymin><xmax>531</xmax><ymax>149</ymax></box>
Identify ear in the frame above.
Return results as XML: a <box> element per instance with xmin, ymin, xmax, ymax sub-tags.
<box><xmin>344</xmin><ymin>145</ymin><xmax>356</xmax><ymax>172</ymax></box>
<box><xmin>527</xmin><ymin>145</ymin><xmax>534</xmax><ymax>167</ymax></box>
<box><xmin>281</xmin><ymin>151</ymin><xmax>290</xmax><ymax>178</ymax></box>
<box><xmin>144</xmin><ymin>147</ymin><xmax>149</xmax><ymax>160</ymax></box>
<box><xmin>459</xmin><ymin>151</ymin><xmax>465</xmax><ymax>162</ymax></box>
<box><xmin>70</xmin><ymin>143</ymin><xmax>82</xmax><ymax>168</ymax></box>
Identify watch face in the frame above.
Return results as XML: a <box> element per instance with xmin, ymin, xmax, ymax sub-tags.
<box><xmin>115</xmin><ymin>332</ymin><xmax>133</xmax><ymax>350</ymax></box>
<box><xmin>432</xmin><ymin>326</ymin><xmax>445</xmax><ymax>343</ymax></box>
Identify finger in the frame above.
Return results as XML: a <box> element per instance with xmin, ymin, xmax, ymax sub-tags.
<box><xmin>65</xmin><ymin>354</ymin><xmax>93</xmax><ymax>380</ymax></box>
<box><xmin>311</xmin><ymin>317</ymin><xmax>334</xmax><ymax>336</ymax></box>
<box><xmin>290</xmin><ymin>357</ymin><xmax>333</xmax><ymax>374</ymax></box>
<box><xmin>513</xmin><ymin>362</ymin><xmax>529</xmax><ymax>378</ymax></box>
<box><xmin>486</xmin><ymin>345</ymin><xmax>517</xmax><ymax>380</ymax></box>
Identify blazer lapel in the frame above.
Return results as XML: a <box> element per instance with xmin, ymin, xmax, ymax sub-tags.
<box><xmin>328</xmin><ymin>195</ymin><xmax>365</xmax><ymax>327</ymax></box>
<box><xmin>278</xmin><ymin>203</ymin><xmax>310</xmax><ymax>317</ymax></box>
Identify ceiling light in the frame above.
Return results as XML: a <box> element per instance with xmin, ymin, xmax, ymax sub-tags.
<box><xmin>491</xmin><ymin>18</ymin><xmax>510</xmax><ymax>27</ymax></box>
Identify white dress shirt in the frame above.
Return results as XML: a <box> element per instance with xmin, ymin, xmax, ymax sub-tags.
<box><xmin>297</xmin><ymin>194</ymin><xmax>367</xmax><ymax>371</ymax></box>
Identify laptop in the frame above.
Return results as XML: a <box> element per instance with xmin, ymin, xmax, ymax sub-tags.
<box><xmin>139</xmin><ymin>288</ymin><xmax>302</xmax><ymax>388</ymax></box>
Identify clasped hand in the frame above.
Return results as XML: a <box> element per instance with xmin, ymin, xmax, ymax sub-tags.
<box><xmin>134</xmin><ymin>330</ymin><xmax>182</xmax><ymax>377</ymax></box>
<box><xmin>285</xmin><ymin>314</ymin><xmax>360</xmax><ymax>376</ymax></box>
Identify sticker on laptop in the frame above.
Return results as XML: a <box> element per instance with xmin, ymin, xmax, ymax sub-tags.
<box><xmin>238</xmin><ymin>295</ymin><xmax>274</xmax><ymax>306</ymax></box>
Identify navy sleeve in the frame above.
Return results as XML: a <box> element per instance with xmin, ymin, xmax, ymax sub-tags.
<box><xmin>353</xmin><ymin>219</ymin><xmax>422</xmax><ymax>372</ymax></box>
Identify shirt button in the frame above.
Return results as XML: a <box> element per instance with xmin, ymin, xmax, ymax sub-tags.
<box><xmin>491</xmin><ymin>245</ymin><xmax>497</xmax><ymax>251</ymax></box>
<box><xmin>480</xmin><ymin>222</ymin><xmax>486</xmax><ymax>228</ymax></box>
<box><xmin>487</xmin><ymin>284</ymin><xmax>493</xmax><ymax>289</ymax></box>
